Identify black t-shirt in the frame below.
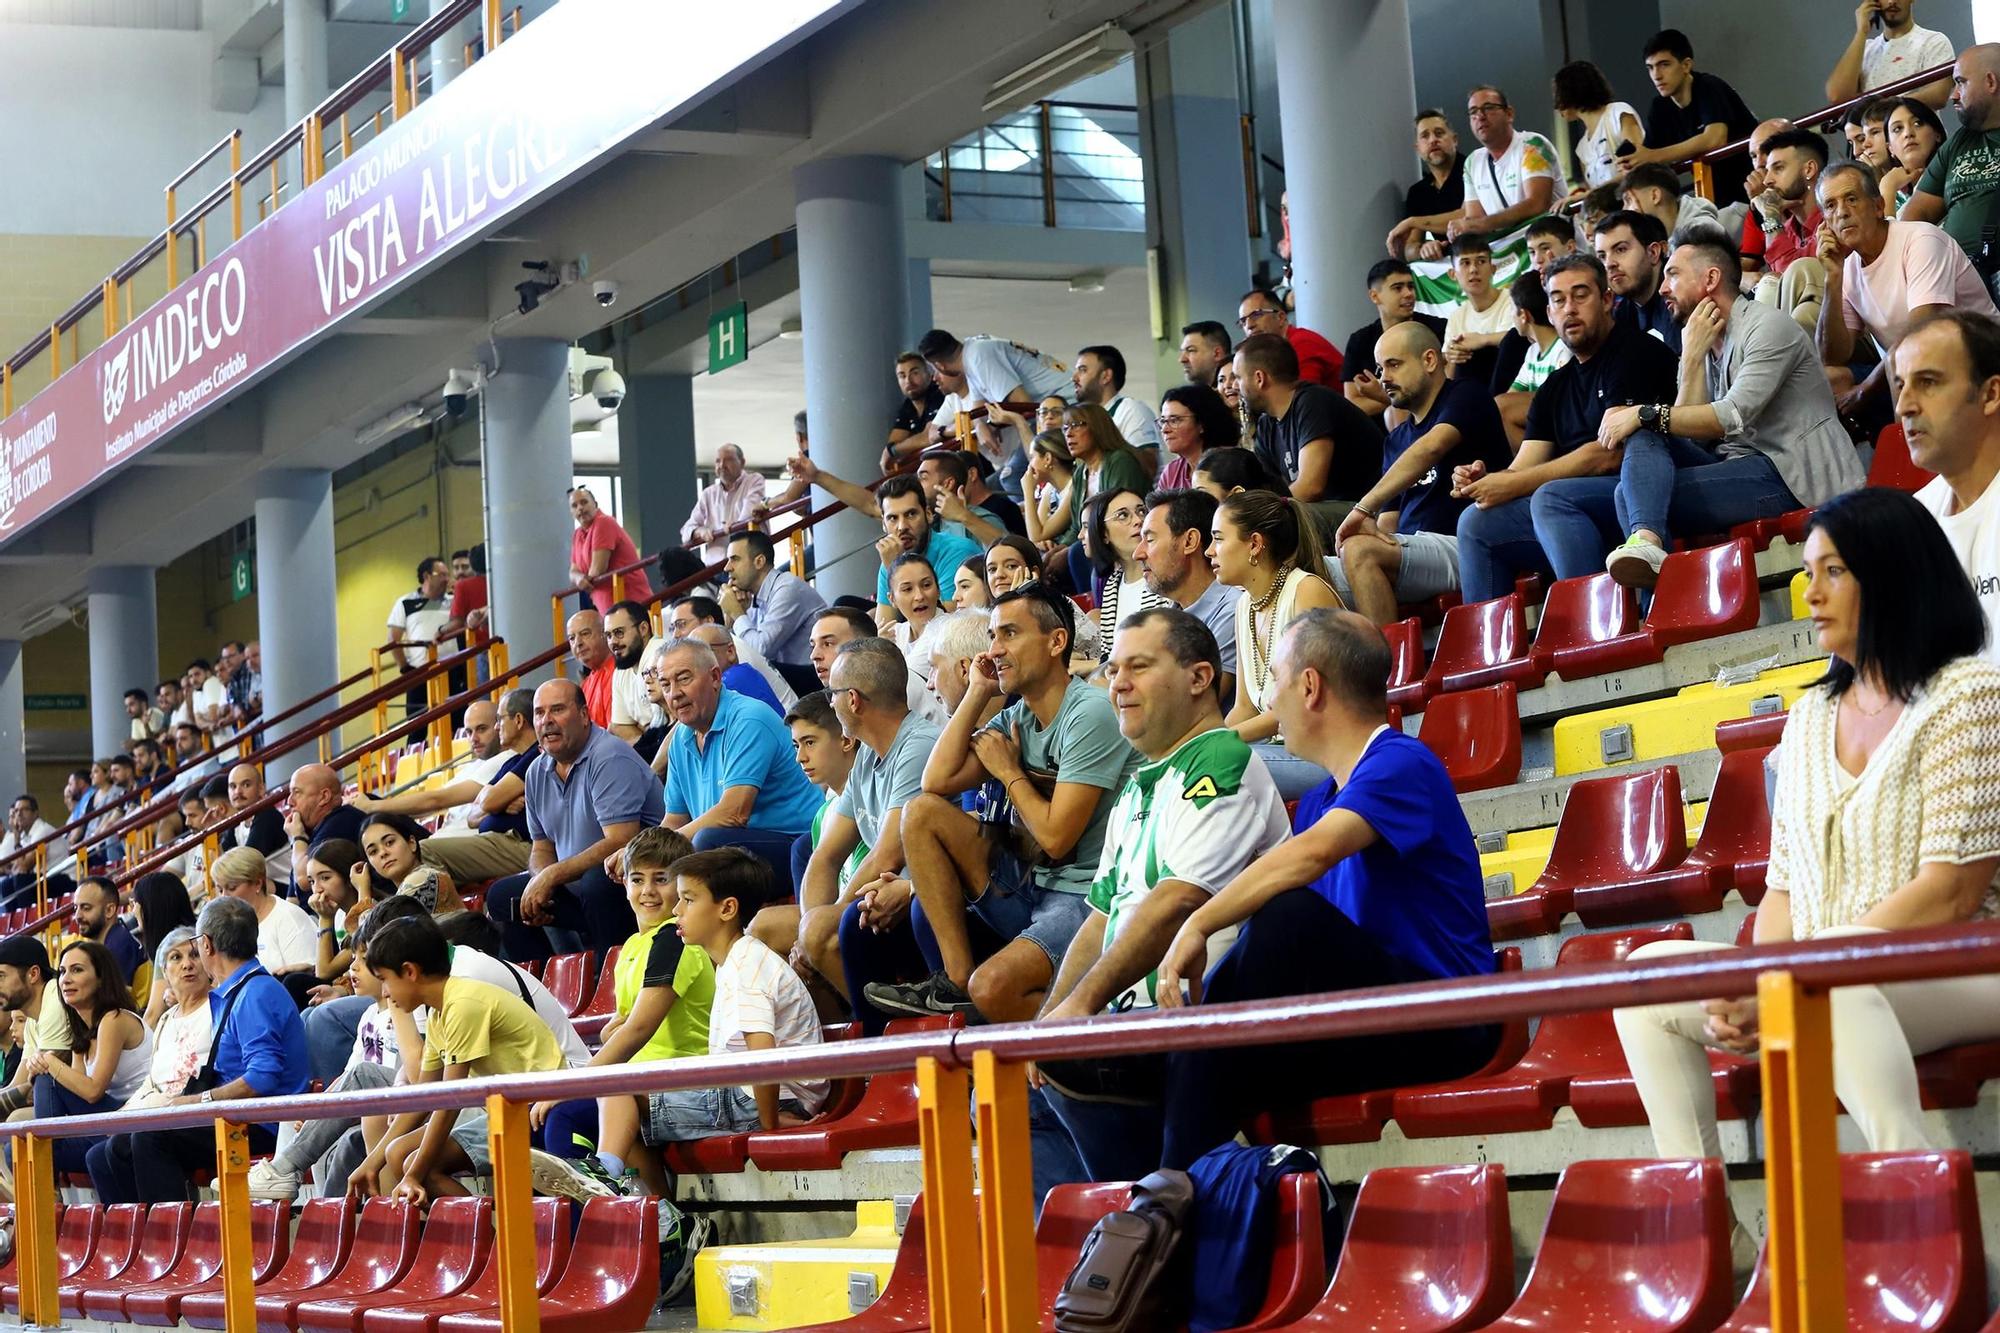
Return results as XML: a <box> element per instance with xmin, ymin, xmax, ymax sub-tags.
<box><xmin>1254</xmin><ymin>383</ymin><xmax>1385</xmax><ymax>502</ymax></box>
<box><xmin>1615</xmin><ymin>289</ymin><xmax>1682</xmax><ymax>355</ymax></box>
<box><xmin>476</xmin><ymin>748</ymin><xmax>539</xmax><ymax>840</ymax></box>
<box><xmin>892</xmin><ymin>384</ymin><xmax>947</xmax><ymax>437</ymax></box>
<box><xmin>1383</xmin><ymin>378</ymin><xmax>1512</xmax><ymax>535</ymax></box>
<box><xmin>1645</xmin><ymin>72</ymin><xmax>1756</xmax><ymax>204</ymax></box>
<box><xmin>1522</xmin><ymin>321</ymin><xmax>1681</xmax><ymax>456</ymax></box>
<box><xmin>974</xmin><ymin>491</ymin><xmax>1027</xmax><ymax>536</ymax></box>
<box><xmin>1404</xmin><ymin>156</ymin><xmax>1467</xmax><ymax>220</ymax></box>
<box><xmin>1489</xmin><ymin>329</ymin><xmax>1530</xmax><ymax>395</ymax></box>
<box><xmin>1342</xmin><ymin>313</ymin><xmax>1449</xmax><ymax>382</ymax></box>
<box><xmin>240</xmin><ymin>807</ymin><xmax>287</xmax><ymax>857</ymax></box>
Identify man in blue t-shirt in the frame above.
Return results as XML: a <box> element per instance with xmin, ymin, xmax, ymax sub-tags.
<box><xmin>871</xmin><ymin>476</ymin><xmax>982</xmax><ymax>625</ymax></box>
<box><xmin>1152</xmin><ymin>608</ymin><xmax>1500</xmax><ymax>1170</ymax></box>
<box><xmin>1331</xmin><ymin>321</ymin><xmax>1511</xmax><ymax>624</ymax></box>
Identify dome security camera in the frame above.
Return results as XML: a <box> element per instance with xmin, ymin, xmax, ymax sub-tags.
<box><xmin>592</xmin><ymin>369</ymin><xmax>626</xmax><ymax>412</ymax></box>
<box><xmin>593</xmin><ymin>279</ymin><xmax>620</xmax><ymax>307</ymax></box>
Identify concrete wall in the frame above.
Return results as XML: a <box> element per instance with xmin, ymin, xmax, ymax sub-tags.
<box><xmin>0</xmin><ymin>23</ymin><xmax>284</xmax><ymax>236</ymax></box>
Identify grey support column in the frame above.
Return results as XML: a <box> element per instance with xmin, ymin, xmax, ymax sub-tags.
<box><xmin>621</xmin><ymin>371</ymin><xmax>698</xmax><ymax>557</ymax></box>
<box><xmin>0</xmin><ymin>640</ymin><xmax>23</xmax><ymax>807</ymax></box>
<box><xmin>1136</xmin><ymin>3</ymin><xmax>1253</xmax><ymax>386</ymax></box>
<box><xmin>86</xmin><ymin>566</ymin><xmax>159</xmax><ymax>760</ymax></box>
<box><xmin>906</xmin><ymin>258</ymin><xmax>934</xmax><ymax>349</ymax></box>
<box><xmin>282</xmin><ymin>0</ymin><xmax>330</xmax><ymax>125</ymax></box>
<box><xmin>428</xmin><ymin>0</ymin><xmax>465</xmax><ymax>92</ymax></box>
<box><xmin>795</xmin><ymin>156</ymin><xmax>909</xmax><ymax>602</ymax></box>
<box><xmin>1270</xmin><ymin>0</ymin><xmax>1416</xmax><ymax>335</ymax></box>
<box><xmin>482</xmin><ymin>338</ymin><xmax>574</xmax><ymax>686</ymax></box>
<box><xmin>254</xmin><ymin>469</ymin><xmax>339</xmax><ymax>784</ymax></box>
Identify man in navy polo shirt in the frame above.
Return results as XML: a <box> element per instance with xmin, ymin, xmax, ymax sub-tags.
<box><xmin>658</xmin><ymin>637</ymin><xmax>822</xmax><ymax>882</ymax></box>
<box><xmin>483</xmin><ymin>679</ymin><xmax>663</xmax><ymax>963</ymax></box>
<box><xmin>1153</xmin><ymin>609</ymin><xmax>1500</xmax><ymax>1169</ymax></box>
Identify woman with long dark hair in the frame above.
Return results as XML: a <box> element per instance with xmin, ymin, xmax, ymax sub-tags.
<box><xmin>28</xmin><ymin>940</ymin><xmax>151</xmax><ymax>1170</ymax></box>
<box><xmin>131</xmin><ymin>871</ymin><xmax>198</xmax><ymax>1023</ymax></box>
<box><xmin>1081</xmin><ymin>488</ymin><xmax>1169</xmax><ymax>666</ymax></box>
<box><xmin>1617</xmin><ymin>489</ymin><xmax>2000</xmax><ymax>1179</ymax></box>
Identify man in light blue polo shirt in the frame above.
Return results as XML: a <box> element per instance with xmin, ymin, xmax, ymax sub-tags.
<box><xmin>659</xmin><ymin>637</ymin><xmax>822</xmax><ymax>884</ymax></box>
<box><xmin>483</xmin><ymin>679</ymin><xmax>663</xmax><ymax>963</ymax></box>
<box><xmin>872</xmin><ymin>476</ymin><xmax>982</xmax><ymax>624</ymax></box>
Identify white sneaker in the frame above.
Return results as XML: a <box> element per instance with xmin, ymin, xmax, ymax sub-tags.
<box><xmin>246</xmin><ymin>1159</ymin><xmax>301</xmax><ymax>1202</ymax></box>
<box><xmin>1606</xmin><ymin>535</ymin><xmax>1669</xmax><ymax>589</ymax></box>
<box><xmin>529</xmin><ymin>1148</ymin><xmax>623</xmax><ymax>1203</ymax></box>
<box><xmin>659</xmin><ymin>1209</ymin><xmax>713</xmax><ymax>1306</ymax></box>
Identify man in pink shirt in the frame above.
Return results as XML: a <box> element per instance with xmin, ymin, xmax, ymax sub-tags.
<box><xmin>680</xmin><ymin>443</ymin><xmax>765</xmax><ymax>564</ymax></box>
<box><xmin>568</xmin><ymin>486</ymin><xmax>652</xmax><ymax>615</ymax></box>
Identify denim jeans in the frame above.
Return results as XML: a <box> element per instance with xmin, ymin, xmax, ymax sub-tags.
<box><xmin>1613</xmin><ymin>432</ymin><xmax>1797</xmax><ymax>544</ymax></box>
<box><xmin>1455</xmin><ymin>498</ymin><xmax>1556</xmax><ymax>603</ymax></box>
<box><xmin>32</xmin><ymin>1074</ymin><xmax>123</xmax><ymax>1173</ymax></box>
<box><xmin>484</xmin><ymin>866</ymin><xmax>635</xmax><ymax>964</ymax></box>
<box><xmin>1251</xmin><ymin>743</ymin><xmax>1333</xmax><ymax>803</ymax></box>
<box><xmin>1039</xmin><ymin>1077</ymin><xmax>1165</xmax><ymax>1186</ymax></box>
<box><xmin>1528</xmin><ymin>477</ymin><xmax>1622</xmax><ymax>582</ymax></box>
<box><xmin>691</xmin><ymin>826</ymin><xmax>807</xmax><ymax>901</ymax></box>
<box><xmin>303</xmin><ymin>994</ymin><xmax>375</xmax><ymax>1087</ymax></box>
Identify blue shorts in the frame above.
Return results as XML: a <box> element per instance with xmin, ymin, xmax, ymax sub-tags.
<box><xmin>971</xmin><ymin>850</ymin><xmax>1092</xmax><ymax>967</ymax></box>
<box><xmin>642</xmin><ymin>1087</ymin><xmax>806</xmax><ymax>1146</ymax></box>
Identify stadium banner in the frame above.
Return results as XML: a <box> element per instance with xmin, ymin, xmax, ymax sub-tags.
<box><xmin>1409</xmin><ymin>223</ymin><xmax>1535</xmax><ymax>320</ymax></box>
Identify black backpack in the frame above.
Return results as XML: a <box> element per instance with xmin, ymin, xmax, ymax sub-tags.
<box><xmin>1053</xmin><ymin>1170</ymin><xmax>1194</xmax><ymax>1332</ymax></box>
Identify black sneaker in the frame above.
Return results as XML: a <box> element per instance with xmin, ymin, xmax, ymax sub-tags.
<box><xmin>658</xmin><ymin>1204</ymin><xmax>713</xmax><ymax>1306</ymax></box>
<box><xmin>863</xmin><ymin>970</ymin><xmax>980</xmax><ymax>1019</ymax></box>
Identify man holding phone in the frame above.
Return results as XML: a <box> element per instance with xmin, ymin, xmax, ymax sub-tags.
<box><xmin>1827</xmin><ymin>0</ymin><xmax>1955</xmax><ymax>110</ymax></box>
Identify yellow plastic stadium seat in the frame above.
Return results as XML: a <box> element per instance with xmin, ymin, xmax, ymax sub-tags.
<box><xmin>693</xmin><ymin>1200</ymin><xmax>904</xmax><ymax>1330</ymax></box>
<box><xmin>1551</xmin><ymin>661</ymin><xmax>1825</xmax><ymax>776</ymax></box>
<box><xmin>1482</xmin><ymin>840</ymin><xmax>1553</xmax><ymax>894</ymax></box>
<box><xmin>1790</xmin><ymin>570</ymin><xmax>1807</xmax><ymax>621</ymax></box>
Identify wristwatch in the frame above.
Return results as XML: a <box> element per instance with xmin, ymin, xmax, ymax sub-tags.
<box><xmin>199</xmin><ymin>1090</ymin><xmax>213</xmax><ymax>1105</ymax></box>
<box><xmin>1637</xmin><ymin>403</ymin><xmax>1663</xmax><ymax>431</ymax></box>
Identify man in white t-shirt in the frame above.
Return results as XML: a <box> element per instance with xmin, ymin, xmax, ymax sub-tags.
<box><xmin>174</xmin><ymin>660</ymin><xmax>229</xmax><ymax>734</ymax></box>
<box><xmin>1827</xmin><ymin>0</ymin><xmax>1954</xmax><ymax>110</ymax></box>
<box><xmin>601</xmin><ymin>600</ymin><xmax>656</xmax><ymax>744</ymax></box>
<box><xmin>387</xmin><ymin>557</ymin><xmax>453</xmax><ymax>742</ymax></box>
<box><xmin>1896</xmin><ymin>313</ymin><xmax>2000</xmax><ymax>655</ymax></box>
<box><xmin>1817</xmin><ymin>161</ymin><xmax>1997</xmax><ymax>415</ymax></box>
<box><xmin>1441</xmin><ymin>235</ymin><xmax>1514</xmax><ymax>387</ymax></box>
<box><xmin>1071</xmin><ymin>344</ymin><xmax>1162</xmax><ymax>457</ymax></box>
<box><xmin>1449</xmin><ymin>85</ymin><xmax>1566</xmax><ymax>242</ymax></box>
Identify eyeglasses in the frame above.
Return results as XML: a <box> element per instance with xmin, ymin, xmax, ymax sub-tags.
<box><xmin>1157</xmin><ymin>414</ymin><xmax>1194</xmax><ymax>428</ymax></box>
<box><xmin>1061</xmin><ymin>423</ymin><xmax>1088</xmax><ymax>434</ymax></box>
<box><xmin>1237</xmin><ymin>308</ymin><xmax>1282</xmax><ymax>328</ymax></box>
<box><xmin>1468</xmin><ymin>101</ymin><xmax>1508</xmax><ymax>115</ymax></box>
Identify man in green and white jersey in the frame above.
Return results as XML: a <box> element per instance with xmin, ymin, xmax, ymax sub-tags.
<box><xmin>1032</xmin><ymin>607</ymin><xmax>1289</xmax><ymax>1186</ymax></box>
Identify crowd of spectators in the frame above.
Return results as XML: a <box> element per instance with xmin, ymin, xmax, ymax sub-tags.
<box><xmin>19</xmin><ymin>5</ymin><xmax>2000</xmax><ymax>1300</ymax></box>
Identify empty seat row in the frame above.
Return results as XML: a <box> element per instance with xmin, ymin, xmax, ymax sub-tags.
<box><xmin>806</xmin><ymin>1151</ymin><xmax>1987</xmax><ymax>1332</ymax></box>
<box><xmin>0</xmin><ymin>1194</ymin><xmax>657</xmax><ymax>1333</ymax></box>
<box><xmin>1387</xmin><ymin>540</ymin><xmax>1764</xmax><ymax>712</ymax></box>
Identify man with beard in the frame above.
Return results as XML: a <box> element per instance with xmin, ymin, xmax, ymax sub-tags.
<box><xmin>350</xmin><ymin>694</ymin><xmax>538</xmax><ymax>881</ymax></box>
<box><xmin>1135</xmin><ymin>489</ymin><xmax>1240</xmax><ymax>701</ymax></box>
<box><xmin>1595</xmin><ymin>210</ymin><xmax>1681</xmax><ymax>353</ymax></box>
<box><xmin>870</xmin><ymin>476</ymin><xmax>981</xmax><ymax>628</ymax></box>
<box><xmin>1749</xmin><ymin>129</ymin><xmax>1831</xmax><ymax>333</ymax></box>
<box><xmin>1386</xmin><ymin>108</ymin><xmax>1470</xmax><ymax>260</ymax></box>
<box><xmin>484</xmin><ymin>680</ymin><xmax>660</xmax><ymax>962</ymax></box>
<box><xmin>1535</xmin><ymin>228</ymin><xmax>1863</xmax><ymax>590</ymax></box>
<box><xmin>1333</xmin><ymin>322</ymin><xmax>1510</xmax><ymax>623</ymax></box>
<box><xmin>602</xmin><ymin>600</ymin><xmax>655</xmax><ymax>744</ymax></box>
<box><xmin>721</xmin><ymin>529</ymin><xmax>826</xmax><ymax>698</ymax></box>
<box><xmin>1903</xmin><ymin>44</ymin><xmax>2000</xmax><ymax>271</ymax></box>
<box><xmin>1451</xmin><ymin>254</ymin><xmax>1679</xmax><ymax>602</ymax></box>
<box><xmin>1177</xmin><ymin>322</ymin><xmax>1233</xmax><ymax>388</ymax></box>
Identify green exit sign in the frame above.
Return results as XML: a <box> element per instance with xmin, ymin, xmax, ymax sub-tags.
<box><xmin>391</xmin><ymin>0</ymin><xmax>409</xmax><ymax>18</ymax></box>
<box><xmin>708</xmin><ymin>302</ymin><xmax>748</xmax><ymax>374</ymax></box>
<box><xmin>23</xmin><ymin>694</ymin><xmax>84</xmax><ymax>711</ymax></box>
<box><xmin>231</xmin><ymin>550</ymin><xmax>256</xmax><ymax>602</ymax></box>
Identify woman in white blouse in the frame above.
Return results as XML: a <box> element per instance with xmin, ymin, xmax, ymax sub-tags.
<box><xmin>126</xmin><ymin>928</ymin><xmax>213</xmax><ymax>1110</ymax></box>
<box><xmin>208</xmin><ymin>846</ymin><xmax>320</xmax><ymax>999</ymax></box>
<box><xmin>1616</xmin><ymin>490</ymin><xmax>2000</xmax><ymax>1161</ymax></box>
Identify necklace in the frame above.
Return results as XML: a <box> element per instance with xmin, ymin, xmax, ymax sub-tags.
<box><xmin>1845</xmin><ymin>686</ymin><xmax>1895</xmax><ymax>718</ymax></box>
<box><xmin>1244</xmin><ymin>566</ymin><xmax>1291</xmax><ymax>697</ymax></box>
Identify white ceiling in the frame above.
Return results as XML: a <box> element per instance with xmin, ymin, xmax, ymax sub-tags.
<box><xmin>690</xmin><ymin>266</ymin><xmax>1158</xmax><ymax>472</ymax></box>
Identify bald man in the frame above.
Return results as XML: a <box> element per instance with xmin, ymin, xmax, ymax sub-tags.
<box><xmin>283</xmin><ymin>762</ymin><xmax>366</xmax><ymax>900</ymax></box>
<box><xmin>689</xmin><ymin>623</ymin><xmax>785</xmax><ymax>715</ymax></box>
<box><xmin>566</xmin><ymin>608</ymin><xmax>615</xmax><ymax>730</ymax></box>
<box><xmin>1329</xmin><ymin>322</ymin><xmax>1511</xmax><ymax>623</ymax></box>
<box><xmin>482</xmin><ymin>678</ymin><xmax>664</xmax><ymax>961</ymax></box>
<box><xmin>348</xmin><ymin>692</ymin><xmax>538</xmax><ymax>881</ymax></box>
<box><xmin>1902</xmin><ymin>45</ymin><xmax>2000</xmax><ymax>268</ymax></box>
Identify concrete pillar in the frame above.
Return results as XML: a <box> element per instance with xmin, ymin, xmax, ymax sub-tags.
<box><xmin>482</xmin><ymin>338</ymin><xmax>575</xmax><ymax>685</ymax></box>
<box><xmin>254</xmin><ymin>470</ymin><xmax>339</xmax><ymax>783</ymax></box>
<box><xmin>0</xmin><ymin>640</ymin><xmax>23</xmax><ymax>807</ymax></box>
<box><xmin>1270</xmin><ymin>0</ymin><xmax>1416</xmax><ymax>335</ymax></box>
<box><xmin>621</xmin><ymin>371</ymin><xmax>698</xmax><ymax>556</ymax></box>
<box><xmin>283</xmin><ymin>0</ymin><xmax>330</xmax><ymax>125</ymax></box>
<box><xmin>1136</xmin><ymin>4</ymin><xmax>1254</xmax><ymax>388</ymax></box>
<box><xmin>794</xmin><ymin>156</ymin><xmax>909</xmax><ymax>601</ymax></box>
<box><xmin>86</xmin><ymin>567</ymin><xmax>159</xmax><ymax>760</ymax></box>
<box><xmin>428</xmin><ymin>0</ymin><xmax>465</xmax><ymax>92</ymax></box>
<box><xmin>905</xmin><ymin>258</ymin><xmax>934</xmax><ymax>349</ymax></box>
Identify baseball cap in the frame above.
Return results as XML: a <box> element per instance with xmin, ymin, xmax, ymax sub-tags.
<box><xmin>0</xmin><ymin>935</ymin><xmax>51</xmax><ymax>975</ymax></box>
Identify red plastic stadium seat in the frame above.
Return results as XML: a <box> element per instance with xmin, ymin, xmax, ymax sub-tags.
<box><xmin>1495</xmin><ymin>766</ymin><xmax>1691</xmax><ymax>939</ymax></box>
<box><xmin>71</xmin><ymin>1201</ymin><xmax>192</xmax><ymax>1321</ymax></box>
<box><xmin>179</xmin><ymin>1197</ymin><xmax>355</xmax><ymax>1330</ymax></box>
<box><xmin>577</xmin><ymin>945</ymin><xmax>620</xmax><ymax>1021</ymax></box>
<box><xmin>52</xmin><ymin>1202</ymin><xmax>144</xmax><ymax>1317</ymax></box>
<box><xmin>1716</xmin><ymin>711</ymin><xmax>1787</xmax><ymax>754</ymax></box>
<box><xmin>1031</xmin><ymin>1183</ymin><xmax>1134</xmax><ymax>1320</ymax></box>
<box><xmin>1384</xmin><ymin>617</ymin><xmax>1428</xmax><ymax>711</ymax></box>
<box><xmin>1546</xmin><ymin>541</ymin><xmax>1762</xmax><ymax>680</ymax></box>
<box><xmin>2</xmin><ymin>1202</ymin><xmax>96</xmax><ymax>1310</ymax></box>
<box><xmin>1393</xmin><ymin>926</ymin><xmax>1696</xmax><ymax>1137</ymax></box>
<box><xmin>1729</xmin><ymin>507</ymin><xmax>1813</xmax><ymax>551</ymax></box>
<box><xmin>436</xmin><ymin>1196</ymin><xmax>659</xmax><ymax>1333</ymax></box>
<box><xmin>1533</xmin><ymin>574</ymin><xmax>1647</xmax><ymax>679</ymax></box>
<box><xmin>1399</xmin><ymin>590</ymin><xmax>1462</xmax><ymax>626</ymax></box>
<box><xmin>1223</xmin><ymin>1171</ymin><xmax>1329</xmax><ymax>1331</ymax></box>
<box><xmin>1869</xmin><ymin>423</ymin><xmax>1936</xmax><ymax>494</ymax></box>
<box><xmin>118</xmin><ymin>1200</ymin><xmax>292</xmax><ymax>1326</ymax></box>
<box><xmin>296</xmin><ymin>1197</ymin><xmax>490</xmax><ymax>1333</ymax></box>
<box><xmin>362</xmin><ymin>1199</ymin><xmax>570</xmax><ymax>1333</ymax></box>
<box><xmin>748</xmin><ymin>1016</ymin><xmax>957</xmax><ymax>1170</ymax></box>
<box><xmin>783</xmin><ymin>1196</ymin><xmax>930</xmax><ymax>1332</ymax></box>
<box><xmin>1485</xmin><ymin>1158</ymin><xmax>1732</xmax><ymax>1332</ymax></box>
<box><xmin>1423</xmin><ymin>594</ymin><xmax>1542</xmax><ymax>697</ymax></box>
<box><xmin>1573</xmin><ymin>749</ymin><xmax>1772</xmax><ymax>925</ymax></box>
<box><xmin>1250</xmin><ymin>950</ymin><xmax>1525</xmax><ymax>1147</ymax></box>
<box><xmin>1418</xmin><ymin>683</ymin><xmax>1523</xmax><ymax>792</ymax></box>
<box><xmin>252</xmin><ymin>1197</ymin><xmax>417</xmax><ymax>1333</ymax></box>
<box><xmin>1725</xmin><ymin>1152</ymin><xmax>1984</xmax><ymax>1331</ymax></box>
<box><xmin>1271</xmin><ymin>1164</ymin><xmax>1513</xmax><ymax>1333</ymax></box>
<box><xmin>541</xmin><ymin>952</ymin><xmax>597</xmax><ymax>1018</ymax></box>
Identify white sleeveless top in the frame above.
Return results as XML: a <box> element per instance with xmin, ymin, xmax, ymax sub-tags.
<box><xmin>1235</xmin><ymin>566</ymin><xmax>1317</xmax><ymax>711</ymax></box>
<box><xmin>100</xmin><ymin>1014</ymin><xmax>156</xmax><ymax>1103</ymax></box>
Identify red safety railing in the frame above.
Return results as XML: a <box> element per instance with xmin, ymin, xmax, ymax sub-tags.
<box><xmin>5</xmin><ymin>921</ymin><xmax>1997</xmax><ymax>1333</ymax></box>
